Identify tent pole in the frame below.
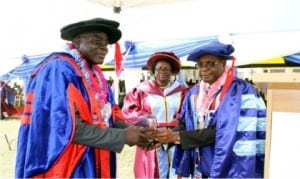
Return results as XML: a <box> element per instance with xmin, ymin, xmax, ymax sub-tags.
<box><xmin>114</xmin><ymin>77</ymin><xmax>119</xmax><ymax>105</ymax></box>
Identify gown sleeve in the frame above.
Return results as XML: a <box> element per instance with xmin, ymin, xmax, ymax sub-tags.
<box><xmin>122</xmin><ymin>87</ymin><xmax>151</xmax><ymax>124</ymax></box>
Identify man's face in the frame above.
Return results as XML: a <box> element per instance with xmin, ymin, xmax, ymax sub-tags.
<box><xmin>196</xmin><ymin>55</ymin><xmax>226</xmax><ymax>84</ymax></box>
<box><xmin>73</xmin><ymin>31</ymin><xmax>109</xmax><ymax>65</ymax></box>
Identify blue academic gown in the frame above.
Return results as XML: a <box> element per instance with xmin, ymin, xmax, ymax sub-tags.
<box><xmin>15</xmin><ymin>53</ymin><xmax>117</xmax><ymax>178</ymax></box>
<box><xmin>173</xmin><ymin>78</ymin><xmax>266</xmax><ymax>178</ymax></box>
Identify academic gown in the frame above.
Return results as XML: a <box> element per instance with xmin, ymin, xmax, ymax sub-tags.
<box><xmin>122</xmin><ymin>80</ymin><xmax>187</xmax><ymax>178</ymax></box>
<box><xmin>173</xmin><ymin>78</ymin><xmax>266</xmax><ymax>178</ymax></box>
<box><xmin>15</xmin><ymin>53</ymin><xmax>121</xmax><ymax>178</ymax></box>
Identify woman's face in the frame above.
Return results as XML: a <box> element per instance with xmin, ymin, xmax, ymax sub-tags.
<box><xmin>73</xmin><ymin>31</ymin><xmax>109</xmax><ymax>65</ymax></box>
<box><xmin>153</xmin><ymin>60</ymin><xmax>173</xmax><ymax>84</ymax></box>
<box><xmin>196</xmin><ymin>55</ymin><xmax>226</xmax><ymax>85</ymax></box>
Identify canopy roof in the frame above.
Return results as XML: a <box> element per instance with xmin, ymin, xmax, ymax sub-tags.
<box><xmin>1</xmin><ymin>43</ymin><xmax>299</xmax><ymax>81</ymax></box>
<box><xmin>1</xmin><ymin>0</ymin><xmax>300</xmax><ymax>80</ymax></box>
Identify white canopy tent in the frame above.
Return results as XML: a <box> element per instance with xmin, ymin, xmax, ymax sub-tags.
<box><xmin>90</xmin><ymin>0</ymin><xmax>300</xmax><ymax>66</ymax></box>
<box><xmin>1</xmin><ymin>0</ymin><xmax>300</xmax><ymax>76</ymax></box>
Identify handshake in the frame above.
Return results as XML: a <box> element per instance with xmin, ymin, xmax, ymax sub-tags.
<box><xmin>125</xmin><ymin>115</ymin><xmax>180</xmax><ymax>150</ymax></box>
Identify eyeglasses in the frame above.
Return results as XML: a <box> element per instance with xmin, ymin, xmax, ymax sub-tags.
<box><xmin>196</xmin><ymin>61</ymin><xmax>219</xmax><ymax>69</ymax></box>
<box><xmin>155</xmin><ymin>67</ymin><xmax>172</xmax><ymax>73</ymax></box>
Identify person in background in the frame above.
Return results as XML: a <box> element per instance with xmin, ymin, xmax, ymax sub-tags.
<box><xmin>0</xmin><ymin>81</ymin><xmax>17</xmax><ymax>119</ymax></box>
<box><xmin>155</xmin><ymin>41</ymin><xmax>266</xmax><ymax>178</ymax></box>
<box><xmin>140</xmin><ymin>72</ymin><xmax>146</xmax><ymax>82</ymax></box>
<box><xmin>15</xmin><ymin>18</ymin><xmax>153</xmax><ymax>178</ymax></box>
<box><xmin>122</xmin><ymin>51</ymin><xmax>188</xmax><ymax>178</ymax></box>
<box><xmin>107</xmin><ymin>76</ymin><xmax>114</xmax><ymax>86</ymax></box>
<box><xmin>118</xmin><ymin>79</ymin><xmax>126</xmax><ymax>108</ymax></box>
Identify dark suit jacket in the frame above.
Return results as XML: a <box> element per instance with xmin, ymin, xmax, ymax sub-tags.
<box><xmin>173</xmin><ymin>120</ymin><xmax>216</xmax><ymax>150</ymax></box>
<box><xmin>179</xmin><ymin>127</ymin><xmax>215</xmax><ymax>150</ymax></box>
<box><xmin>73</xmin><ymin>116</ymin><xmax>128</xmax><ymax>153</ymax></box>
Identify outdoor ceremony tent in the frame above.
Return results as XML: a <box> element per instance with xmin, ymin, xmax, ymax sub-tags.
<box><xmin>1</xmin><ymin>45</ymin><xmax>299</xmax><ymax>82</ymax></box>
<box><xmin>1</xmin><ymin>0</ymin><xmax>300</xmax><ymax>81</ymax></box>
<box><xmin>89</xmin><ymin>0</ymin><xmax>300</xmax><ymax>67</ymax></box>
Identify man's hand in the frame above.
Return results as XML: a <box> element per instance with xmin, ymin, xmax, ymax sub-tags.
<box><xmin>139</xmin><ymin>130</ymin><xmax>161</xmax><ymax>150</ymax></box>
<box><xmin>125</xmin><ymin>126</ymin><xmax>156</xmax><ymax>147</ymax></box>
<box><xmin>153</xmin><ymin>129</ymin><xmax>180</xmax><ymax>144</ymax></box>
